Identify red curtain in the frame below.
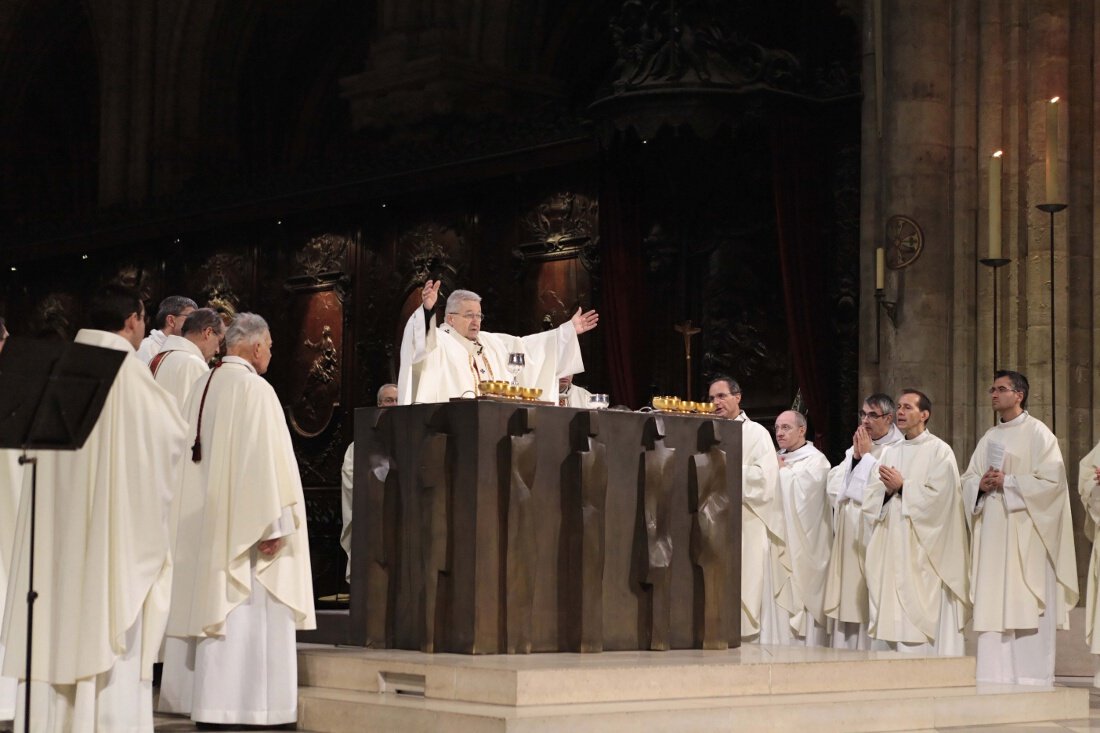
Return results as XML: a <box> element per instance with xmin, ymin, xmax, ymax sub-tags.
<box><xmin>599</xmin><ymin>142</ymin><xmax>647</xmax><ymax>409</ymax></box>
<box><xmin>770</xmin><ymin>115</ymin><xmax>831</xmax><ymax>446</ymax></box>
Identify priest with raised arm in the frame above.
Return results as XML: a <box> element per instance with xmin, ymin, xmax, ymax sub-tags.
<box><xmin>862</xmin><ymin>390</ymin><xmax>970</xmax><ymax>655</ymax></box>
<box><xmin>398</xmin><ymin>279</ymin><xmax>598</xmax><ymax>404</ymax></box>
<box><xmin>962</xmin><ymin>370</ymin><xmax>1077</xmax><ymax>686</ymax></box>
<box><xmin>2</xmin><ymin>285</ymin><xmax>188</xmax><ymax>732</ymax></box>
<box><xmin>160</xmin><ymin>313</ymin><xmax>315</xmax><ymax>726</ymax></box>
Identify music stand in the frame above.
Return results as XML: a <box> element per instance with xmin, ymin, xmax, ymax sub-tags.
<box><xmin>0</xmin><ymin>338</ymin><xmax>125</xmax><ymax>733</ymax></box>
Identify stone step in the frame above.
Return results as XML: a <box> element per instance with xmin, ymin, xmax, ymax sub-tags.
<box><xmin>298</xmin><ymin>646</ymin><xmax>977</xmax><ymax>706</ymax></box>
<box><xmin>296</xmin><ymin>682</ymin><xmax>1087</xmax><ymax>733</ymax></box>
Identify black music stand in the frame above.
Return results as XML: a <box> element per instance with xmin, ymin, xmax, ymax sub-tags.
<box><xmin>0</xmin><ymin>338</ymin><xmax>125</xmax><ymax>733</ymax></box>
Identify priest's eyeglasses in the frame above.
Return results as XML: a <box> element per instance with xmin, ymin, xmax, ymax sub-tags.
<box><xmin>449</xmin><ymin>311</ymin><xmax>485</xmax><ymax>321</ymax></box>
<box><xmin>988</xmin><ymin>386</ymin><xmax>1020</xmax><ymax>394</ymax></box>
<box><xmin>857</xmin><ymin>410</ymin><xmax>886</xmax><ymax>420</ymax></box>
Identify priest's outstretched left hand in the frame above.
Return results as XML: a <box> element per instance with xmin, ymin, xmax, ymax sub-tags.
<box><xmin>571</xmin><ymin>307</ymin><xmax>599</xmax><ymax>335</ymax></box>
<box><xmin>258</xmin><ymin>538</ymin><xmax>284</xmax><ymax>556</ymax></box>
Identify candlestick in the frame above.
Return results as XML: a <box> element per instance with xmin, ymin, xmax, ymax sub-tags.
<box><xmin>989</xmin><ymin>151</ymin><xmax>1003</xmax><ymax>259</ymax></box>
<box><xmin>875</xmin><ymin>247</ymin><xmax>885</xmax><ymax>290</ymax></box>
<box><xmin>1045</xmin><ymin>97</ymin><xmax>1060</xmax><ymax>205</ymax></box>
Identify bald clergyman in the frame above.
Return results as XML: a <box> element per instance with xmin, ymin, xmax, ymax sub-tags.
<box><xmin>397</xmin><ymin>280</ymin><xmax>598</xmax><ymax>404</ymax></box>
<box><xmin>773</xmin><ymin>410</ymin><xmax>832</xmax><ymax>646</ymax></box>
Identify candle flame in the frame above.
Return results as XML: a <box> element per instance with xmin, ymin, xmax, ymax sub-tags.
<box><xmin>1050</xmin><ymin>96</ymin><xmax>1060</xmax><ymax>104</ymax></box>
<box><xmin>993</xmin><ymin>150</ymin><xmax>1003</xmax><ymax>158</ymax></box>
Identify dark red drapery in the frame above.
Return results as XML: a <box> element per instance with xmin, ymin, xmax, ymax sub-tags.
<box><xmin>770</xmin><ymin>115</ymin><xmax>832</xmax><ymax>446</ymax></box>
<box><xmin>599</xmin><ymin>142</ymin><xmax>647</xmax><ymax>409</ymax></box>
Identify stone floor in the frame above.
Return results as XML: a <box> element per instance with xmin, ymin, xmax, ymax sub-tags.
<box><xmin>147</xmin><ymin>677</ymin><xmax>1100</xmax><ymax>732</ymax></box>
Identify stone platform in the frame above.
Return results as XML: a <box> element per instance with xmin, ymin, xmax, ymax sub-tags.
<box><xmin>296</xmin><ymin>645</ymin><xmax>1088</xmax><ymax>732</ymax></box>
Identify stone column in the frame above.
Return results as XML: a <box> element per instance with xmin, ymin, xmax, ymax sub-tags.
<box><xmin>860</xmin><ymin>0</ymin><xmax>954</xmax><ymax>415</ymax></box>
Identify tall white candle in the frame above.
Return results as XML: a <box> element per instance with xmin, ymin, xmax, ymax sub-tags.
<box><xmin>875</xmin><ymin>247</ymin><xmax>885</xmax><ymax>290</ymax></box>
<box><xmin>1045</xmin><ymin>97</ymin><xmax>1060</xmax><ymax>204</ymax></box>
<box><xmin>989</xmin><ymin>151</ymin><xmax>1003</xmax><ymax>259</ymax></box>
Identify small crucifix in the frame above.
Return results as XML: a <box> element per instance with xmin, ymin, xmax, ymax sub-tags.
<box><xmin>674</xmin><ymin>320</ymin><xmax>702</xmax><ymax>399</ymax></box>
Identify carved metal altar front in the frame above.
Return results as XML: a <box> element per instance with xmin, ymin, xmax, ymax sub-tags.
<box><xmin>343</xmin><ymin>400</ymin><xmax>742</xmax><ymax>654</ymax></box>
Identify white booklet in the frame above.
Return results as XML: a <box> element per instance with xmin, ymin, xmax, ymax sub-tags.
<box><xmin>987</xmin><ymin>440</ymin><xmax>1006</xmax><ymax>471</ymax></box>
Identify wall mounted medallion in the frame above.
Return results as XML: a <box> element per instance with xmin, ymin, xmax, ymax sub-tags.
<box><xmin>884</xmin><ymin>215</ymin><xmax>923</xmax><ymax>270</ymax></box>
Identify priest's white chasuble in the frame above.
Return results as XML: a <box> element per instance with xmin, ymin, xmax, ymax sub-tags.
<box><xmin>341</xmin><ymin>442</ymin><xmax>354</xmax><ymax>582</ymax></box>
<box><xmin>862</xmin><ymin>430</ymin><xmax>970</xmax><ymax>654</ymax></box>
<box><xmin>1</xmin><ymin>329</ymin><xmax>187</xmax><ymax>733</ymax></box>
<box><xmin>736</xmin><ymin>412</ymin><xmax>783</xmax><ymax>642</ymax></box>
<box><xmin>1080</xmin><ymin>441</ymin><xmax>1100</xmax><ymax>670</ymax></box>
<box><xmin>135</xmin><ymin>328</ymin><xmax>166</xmax><ymax>365</ymax></box>
<box><xmin>823</xmin><ymin>423</ymin><xmax>903</xmax><ymax>649</ymax></box>
<box><xmin>775</xmin><ymin>442</ymin><xmax>832</xmax><ymax>645</ymax></box>
<box><xmin>397</xmin><ymin>309</ymin><xmax>584</xmax><ymax>404</ymax></box>
<box><xmin>152</xmin><ymin>335</ymin><xmax>210</xmax><ymax>411</ymax></box>
<box><xmin>162</xmin><ymin>356</ymin><xmax>315</xmax><ymax>725</ymax></box>
<box><xmin>961</xmin><ymin>411</ymin><xmax>1078</xmax><ymax>685</ymax></box>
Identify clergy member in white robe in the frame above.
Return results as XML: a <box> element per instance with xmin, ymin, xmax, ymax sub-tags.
<box><xmin>0</xmin><ymin>320</ymin><xmax>20</xmax><ymax>723</ymax></box>
<box><xmin>962</xmin><ymin>370</ymin><xmax>1078</xmax><ymax>686</ymax></box>
<box><xmin>135</xmin><ymin>295</ymin><xmax>196</xmax><ymax>365</ymax></box>
<box><xmin>397</xmin><ymin>280</ymin><xmax>598</xmax><ymax>404</ymax></box>
<box><xmin>707</xmin><ymin>376</ymin><xmax>782</xmax><ymax>643</ymax></box>
<box><xmin>558</xmin><ymin>374</ymin><xmax>596</xmax><ymax>407</ymax></box>
<box><xmin>1079</xmin><ymin>440</ymin><xmax>1100</xmax><ymax>685</ymax></box>
<box><xmin>773</xmin><ymin>410</ymin><xmax>832</xmax><ymax>646</ymax></box>
<box><xmin>339</xmin><ymin>383</ymin><xmax>398</xmax><ymax>583</ymax></box>
<box><xmin>0</xmin><ymin>450</ymin><xmax>24</xmax><ymax>724</ymax></box>
<box><xmin>862</xmin><ymin>390</ymin><xmax>970</xmax><ymax>655</ymax></box>
<box><xmin>1</xmin><ymin>286</ymin><xmax>187</xmax><ymax>733</ymax></box>
<box><xmin>151</xmin><ymin>307</ymin><xmax>223</xmax><ymax>410</ymax></box>
<box><xmin>824</xmin><ymin>394</ymin><xmax>903</xmax><ymax>649</ymax></box>
<box><xmin>161</xmin><ymin>313</ymin><xmax>315</xmax><ymax>726</ymax></box>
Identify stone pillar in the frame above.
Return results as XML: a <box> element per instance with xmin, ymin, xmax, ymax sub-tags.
<box><xmin>860</xmin><ymin>0</ymin><xmax>954</xmax><ymax>416</ymax></box>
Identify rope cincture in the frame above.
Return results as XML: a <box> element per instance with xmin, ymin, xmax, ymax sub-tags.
<box><xmin>191</xmin><ymin>361</ymin><xmax>223</xmax><ymax>463</ymax></box>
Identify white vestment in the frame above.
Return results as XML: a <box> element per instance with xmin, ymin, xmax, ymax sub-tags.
<box><xmin>559</xmin><ymin>383</ymin><xmax>594</xmax><ymax>408</ymax></box>
<box><xmin>736</xmin><ymin>412</ymin><xmax>782</xmax><ymax>642</ymax></box>
<box><xmin>0</xmin><ymin>452</ymin><xmax>26</xmax><ymax>722</ymax></box>
<box><xmin>863</xmin><ymin>430</ymin><xmax>970</xmax><ymax>655</ymax></box>
<box><xmin>135</xmin><ymin>329</ymin><xmax>166</xmax><ymax>365</ymax></box>
<box><xmin>161</xmin><ymin>356</ymin><xmax>315</xmax><ymax>725</ymax></box>
<box><xmin>961</xmin><ymin>411</ymin><xmax>1078</xmax><ymax>685</ymax></box>
<box><xmin>341</xmin><ymin>443</ymin><xmax>354</xmax><ymax>583</ymax></box>
<box><xmin>151</xmin><ymin>335</ymin><xmax>209</xmax><ymax>411</ymax></box>
<box><xmin>775</xmin><ymin>442</ymin><xmax>832</xmax><ymax>646</ymax></box>
<box><xmin>397</xmin><ymin>309</ymin><xmax>584</xmax><ymax>404</ymax></box>
<box><xmin>1076</xmin><ymin>441</ymin><xmax>1100</xmax><ymax>678</ymax></box>
<box><xmin>0</xmin><ymin>329</ymin><xmax>187</xmax><ymax>733</ymax></box>
<box><xmin>824</xmin><ymin>423</ymin><xmax>902</xmax><ymax>649</ymax></box>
